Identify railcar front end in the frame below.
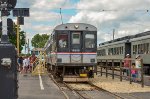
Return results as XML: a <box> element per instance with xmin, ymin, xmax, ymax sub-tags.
<box><xmin>45</xmin><ymin>23</ymin><xmax>97</xmax><ymax>82</ymax></box>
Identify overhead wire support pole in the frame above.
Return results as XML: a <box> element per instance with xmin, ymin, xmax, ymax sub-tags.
<box><xmin>60</xmin><ymin>8</ymin><xmax>63</xmax><ymax>24</ymax></box>
<box><xmin>113</xmin><ymin>29</ymin><xmax>115</xmax><ymax>40</ymax></box>
<box><xmin>17</xmin><ymin>17</ymin><xmax>20</xmax><ymax>55</ymax></box>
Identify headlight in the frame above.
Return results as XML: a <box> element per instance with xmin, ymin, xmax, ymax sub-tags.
<box><xmin>57</xmin><ymin>58</ymin><xmax>62</xmax><ymax>63</ymax></box>
<box><xmin>90</xmin><ymin>59</ymin><xmax>95</xmax><ymax>63</ymax></box>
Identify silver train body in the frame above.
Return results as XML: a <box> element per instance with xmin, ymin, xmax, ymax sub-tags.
<box><xmin>44</xmin><ymin>23</ymin><xmax>97</xmax><ymax>81</ymax></box>
<box><xmin>97</xmin><ymin>31</ymin><xmax>150</xmax><ymax>74</ymax></box>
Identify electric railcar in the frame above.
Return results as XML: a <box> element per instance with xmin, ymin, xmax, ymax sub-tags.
<box><xmin>44</xmin><ymin>23</ymin><xmax>97</xmax><ymax>82</ymax></box>
<box><xmin>97</xmin><ymin>31</ymin><xmax>150</xmax><ymax>75</ymax></box>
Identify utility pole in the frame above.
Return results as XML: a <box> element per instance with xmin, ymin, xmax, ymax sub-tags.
<box><xmin>60</xmin><ymin>8</ymin><xmax>63</xmax><ymax>24</ymax></box>
<box><xmin>113</xmin><ymin>29</ymin><xmax>115</xmax><ymax>40</ymax></box>
<box><xmin>17</xmin><ymin>17</ymin><xmax>20</xmax><ymax>55</ymax></box>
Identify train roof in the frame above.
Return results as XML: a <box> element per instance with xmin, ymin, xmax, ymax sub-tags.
<box><xmin>130</xmin><ymin>32</ymin><xmax>150</xmax><ymax>42</ymax></box>
<box><xmin>98</xmin><ymin>39</ymin><xmax>129</xmax><ymax>48</ymax></box>
<box><xmin>99</xmin><ymin>31</ymin><xmax>150</xmax><ymax>46</ymax></box>
<box><xmin>99</xmin><ymin>35</ymin><xmax>131</xmax><ymax>46</ymax></box>
<box><xmin>54</xmin><ymin>23</ymin><xmax>97</xmax><ymax>31</ymax></box>
<box><xmin>132</xmin><ymin>31</ymin><xmax>150</xmax><ymax>38</ymax></box>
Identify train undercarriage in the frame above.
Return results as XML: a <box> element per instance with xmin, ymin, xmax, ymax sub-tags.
<box><xmin>47</xmin><ymin>63</ymin><xmax>95</xmax><ymax>82</ymax></box>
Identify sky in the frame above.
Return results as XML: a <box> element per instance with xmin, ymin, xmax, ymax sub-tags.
<box><xmin>13</xmin><ymin>0</ymin><xmax>150</xmax><ymax>53</ymax></box>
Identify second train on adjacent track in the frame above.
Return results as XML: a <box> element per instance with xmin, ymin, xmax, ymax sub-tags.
<box><xmin>97</xmin><ymin>31</ymin><xmax>150</xmax><ymax>75</ymax></box>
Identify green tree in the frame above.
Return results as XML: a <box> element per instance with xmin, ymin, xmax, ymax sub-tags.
<box><xmin>0</xmin><ymin>24</ymin><xmax>26</xmax><ymax>53</ymax></box>
<box><xmin>31</xmin><ymin>34</ymin><xmax>49</xmax><ymax>48</ymax></box>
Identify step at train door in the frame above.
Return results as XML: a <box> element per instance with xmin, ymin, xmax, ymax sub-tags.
<box><xmin>70</xmin><ymin>32</ymin><xmax>82</xmax><ymax>63</ymax></box>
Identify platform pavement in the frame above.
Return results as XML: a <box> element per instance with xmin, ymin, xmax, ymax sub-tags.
<box><xmin>18</xmin><ymin>73</ymin><xmax>65</xmax><ymax>99</ymax></box>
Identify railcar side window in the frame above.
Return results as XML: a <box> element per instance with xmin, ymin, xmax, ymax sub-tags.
<box><xmin>108</xmin><ymin>46</ymin><xmax>123</xmax><ymax>55</ymax></box>
<box><xmin>98</xmin><ymin>49</ymin><xmax>106</xmax><ymax>56</ymax></box>
<box><xmin>145</xmin><ymin>43</ymin><xmax>149</xmax><ymax>54</ymax></box>
<box><xmin>85</xmin><ymin>34</ymin><xmax>95</xmax><ymax>48</ymax></box>
<box><xmin>121</xmin><ymin>46</ymin><xmax>123</xmax><ymax>54</ymax></box>
<box><xmin>137</xmin><ymin>43</ymin><xmax>149</xmax><ymax>54</ymax></box>
<box><xmin>133</xmin><ymin>45</ymin><xmax>137</xmax><ymax>54</ymax></box>
<box><xmin>138</xmin><ymin>44</ymin><xmax>142</xmax><ymax>54</ymax></box>
<box><xmin>97</xmin><ymin>50</ymin><xmax>100</xmax><ymax>56</ymax></box>
<box><xmin>108</xmin><ymin>48</ymin><xmax>113</xmax><ymax>55</ymax></box>
<box><xmin>58</xmin><ymin>34</ymin><xmax>68</xmax><ymax>48</ymax></box>
<box><xmin>119</xmin><ymin>47</ymin><xmax>122</xmax><ymax>54</ymax></box>
<box><xmin>114</xmin><ymin>48</ymin><xmax>116</xmax><ymax>55</ymax></box>
<box><xmin>142</xmin><ymin>43</ymin><xmax>149</xmax><ymax>54</ymax></box>
<box><xmin>72</xmin><ymin>33</ymin><xmax>80</xmax><ymax>44</ymax></box>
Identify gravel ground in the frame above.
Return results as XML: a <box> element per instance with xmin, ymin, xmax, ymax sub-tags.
<box><xmin>89</xmin><ymin>75</ymin><xmax>150</xmax><ymax>93</ymax></box>
<box><xmin>68</xmin><ymin>83</ymin><xmax>96</xmax><ymax>90</ymax></box>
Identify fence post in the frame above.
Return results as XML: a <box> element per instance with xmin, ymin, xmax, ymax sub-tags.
<box><xmin>112</xmin><ymin>60</ymin><xmax>114</xmax><ymax>79</ymax></box>
<box><xmin>120</xmin><ymin>59</ymin><xmax>122</xmax><ymax>81</ymax></box>
<box><xmin>62</xmin><ymin>66</ymin><xmax>65</xmax><ymax>79</ymax></box>
<box><xmin>129</xmin><ymin>59</ymin><xmax>132</xmax><ymax>84</ymax></box>
<box><xmin>141</xmin><ymin>59</ymin><xmax>144</xmax><ymax>87</ymax></box>
<box><xmin>96</xmin><ymin>63</ymin><xmax>97</xmax><ymax>75</ymax></box>
<box><xmin>106</xmin><ymin>60</ymin><xmax>108</xmax><ymax>78</ymax></box>
<box><xmin>100</xmin><ymin>60</ymin><xmax>102</xmax><ymax>76</ymax></box>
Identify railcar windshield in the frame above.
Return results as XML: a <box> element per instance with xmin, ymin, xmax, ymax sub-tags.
<box><xmin>85</xmin><ymin>34</ymin><xmax>95</xmax><ymax>48</ymax></box>
<box><xmin>72</xmin><ymin>33</ymin><xmax>80</xmax><ymax>44</ymax></box>
<box><xmin>58</xmin><ymin>34</ymin><xmax>68</xmax><ymax>48</ymax></box>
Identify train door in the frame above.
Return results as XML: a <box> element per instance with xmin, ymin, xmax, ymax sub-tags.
<box><xmin>125</xmin><ymin>42</ymin><xmax>131</xmax><ymax>57</ymax></box>
<box><xmin>70</xmin><ymin>31</ymin><xmax>82</xmax><ymax>63</ymax></box>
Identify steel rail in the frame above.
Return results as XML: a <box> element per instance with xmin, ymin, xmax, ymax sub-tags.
<box><xmin>63</xmin><ymin>82</ymin><xmax>86</xmax><ymax>99</ymax></box>
<box><xmin>48</xmin><ymin>72</ymin><xmax>141</xmax><ymax>99</ymax></box>
<box><xmin>48</xmin><ymin>73</ymin><xmax>69</xmax><ymax>99</ymax></box>
<box><xmin>88</xmin><ymin>82</ymin><xmax>142</xmax><ymax>99</ymax></box>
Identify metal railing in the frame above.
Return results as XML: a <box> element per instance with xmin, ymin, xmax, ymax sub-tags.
<box><xmin>97</xmin><ymin>59</ymin><xmax>144</xmax><ymax>87</ymax></box>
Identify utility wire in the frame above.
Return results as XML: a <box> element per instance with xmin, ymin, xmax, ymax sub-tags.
<box><xmin>56</xmin><ymin>8</ymin><xmax>150</xmax><ymax>12</ymax></box>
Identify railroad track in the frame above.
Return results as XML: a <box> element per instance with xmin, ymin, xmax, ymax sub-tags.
<box><xmin>87</xmin><ymin>82</ymin><xmax>139</xmax><ymax>99</ymax></box>
<box><xmin>48</xmin><ymin>73</ymin><xmax>142</xmax><ymax>99</ymax></box>
<box><xmin>63</xmin><ymin>81</ymin><xmax>143</xmax><ymax>99</ymax></box>
<box><xmin>65</xmin><ymin>82</ymin><xmax>122</xmax><ymax>99</ymax></box>
<box><xmin>48</xmin><ymin>73</ymin><xmax>84</xmax><ymax>99</ymax></box>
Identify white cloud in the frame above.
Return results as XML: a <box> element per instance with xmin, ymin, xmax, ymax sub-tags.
<box><xmin>69</xmin><ymin>0</ymin><xmax>150</xmax><ymax>43</ymax></box>
<box><xmin>30</xmin><ymin>11</ymin><xmax>59</xmax><ymax>22</ymax></box>
<box><xmin>31</xmin><ymin>0</ymin><xmax>75</xmax><ymax>11</ymax></box>
<box><xmin>16</xmin><ymin>0</ymin><xmax>150</xmax><ymax>52</ymax></box>
<box><xmin>17</xmin><ymin>0</ymin><xmax>74</xmax><ymax>39</ymax></box>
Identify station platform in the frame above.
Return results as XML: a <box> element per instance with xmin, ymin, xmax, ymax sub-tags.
<box><xmin>18</xmin><ymin>73</ymin><xmax>65</xmax><ymax>99</ymax></box>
